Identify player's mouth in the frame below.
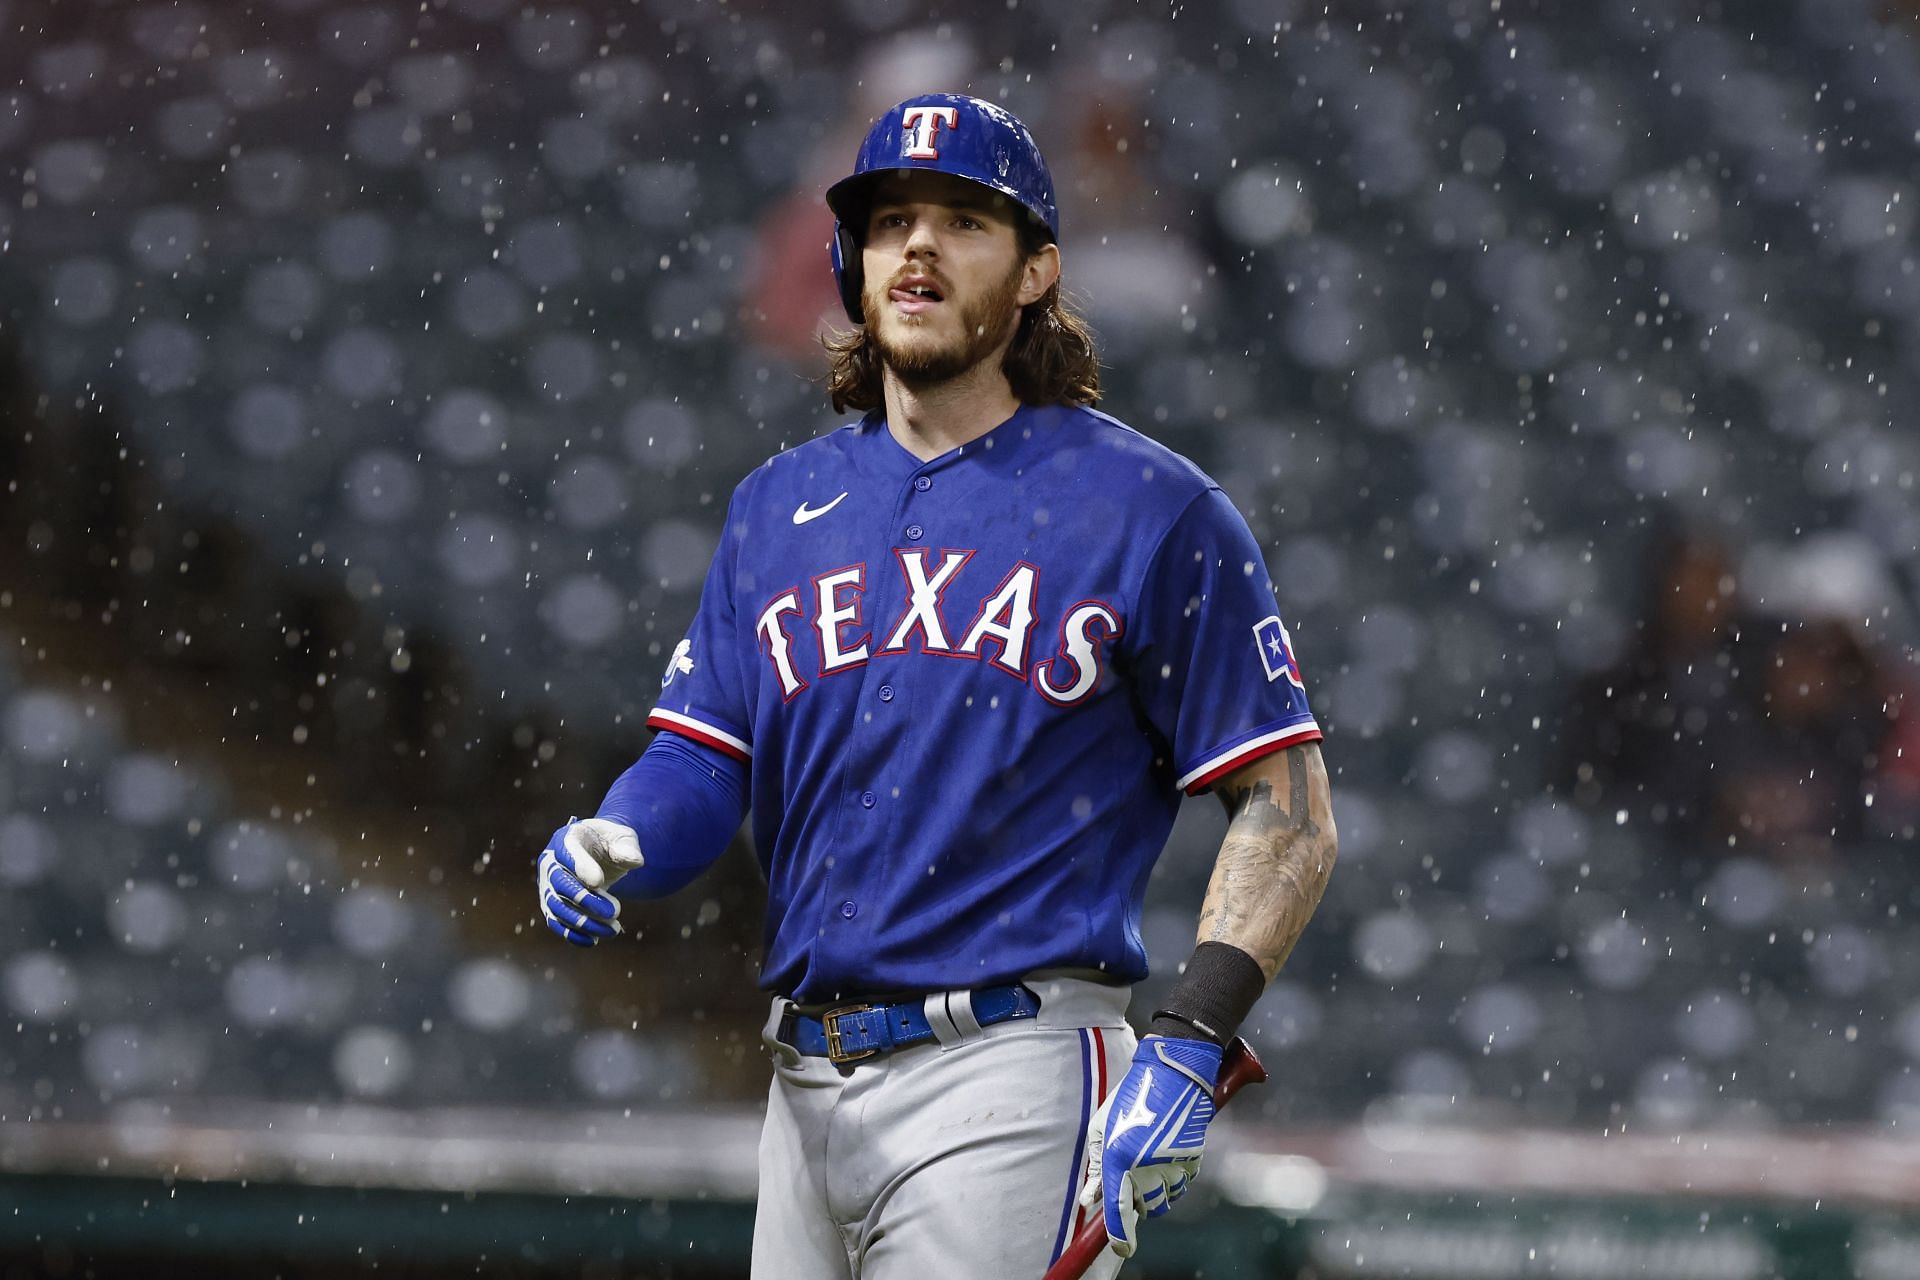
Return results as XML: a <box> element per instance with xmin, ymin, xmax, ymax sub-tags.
<box><xmin>888</xmin><ymin>276</ymin><xmax>947</xmax><ymax>315</ymax></box>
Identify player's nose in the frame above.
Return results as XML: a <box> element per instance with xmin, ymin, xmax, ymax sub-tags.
<box><xmin>901</xmin><ymin>212</ymin><xmax>940</xmax><ymax>258</ymax></box>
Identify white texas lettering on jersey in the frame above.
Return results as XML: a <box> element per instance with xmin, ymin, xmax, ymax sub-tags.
<box><xmin>880</xmin><ymin>549</ymin><xmax>972</xmax><ymax>654</ymax></box>
<box><xmin>757</xmin><ymin>589</ymin><xmax>807</xmax><ymax>699</ymax></box>
<box><xmin>756</xmin><ymin>554</ymin><xmax>1119</xmax><ymax>707</ymax></box>
<box><xmin>814</xmin><ymin>565</ymin><xmax>871</xmax><ymax>673</ymax></box>
<box><xmin>1034</xmin><ymin>603</ymin><xmax>1123</xmax><ymax>706</ymax></box>
<box><xmin>957</xmin><ymin>563</ymin><xmax>1039</xmax><ymax>678</ymax></box>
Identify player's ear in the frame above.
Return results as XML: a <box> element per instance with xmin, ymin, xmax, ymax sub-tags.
<box><xmin>1017</xmin><ymin>243</ymin><xmax>1060</xmax><ymax>307</ymax></box>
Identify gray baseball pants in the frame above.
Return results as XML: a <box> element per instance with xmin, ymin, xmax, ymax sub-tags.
<box><xmin>750</xmin><ymin>975</ymin><xmax>1135</xmax><ymax>1279</ymax></box>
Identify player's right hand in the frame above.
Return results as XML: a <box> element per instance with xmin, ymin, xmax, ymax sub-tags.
<box><xmin>537</xmin><ymin>818</ymin><xmax>645</xmax><ymax>947</ymax></box>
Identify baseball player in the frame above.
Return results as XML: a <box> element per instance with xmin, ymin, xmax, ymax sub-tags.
<box><xmin>536</xmin><ymin>94</ymin><xmax>1338</xmax><ymax>1278</ymax></box>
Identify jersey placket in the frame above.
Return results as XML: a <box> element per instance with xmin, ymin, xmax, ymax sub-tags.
<box><xmin>811</xmin><ymin>457</ymin><xmax>947</xmax><ymax>995</ymax></box>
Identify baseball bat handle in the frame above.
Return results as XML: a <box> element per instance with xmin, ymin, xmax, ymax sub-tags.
<box><xmin>1041</xmin><ymin>1036</ymin><xmax>1269</xmax><ymax>1280</ymax></box>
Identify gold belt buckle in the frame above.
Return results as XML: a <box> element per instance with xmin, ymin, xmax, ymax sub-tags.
<box><xmin>823</xmin><ymin>1004</ymin><xmax>877</xmax><ymax>1064</ymax></box>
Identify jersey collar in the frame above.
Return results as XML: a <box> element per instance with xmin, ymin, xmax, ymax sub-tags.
<box><xmin>863</xmin><ymin>403</ymin><xmax>1039</xmax><ymax>477</ymax></box>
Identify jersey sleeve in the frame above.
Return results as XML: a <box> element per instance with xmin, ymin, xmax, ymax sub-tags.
<box><xmin>645</xmin><ymin>491</ymin><xmax>753</xmax><ymax>764</ymax></box>
<box><xmin>1127</xmin><ymin>486</ymin><xmax>1321</xmax><ymax>795</ymax></box>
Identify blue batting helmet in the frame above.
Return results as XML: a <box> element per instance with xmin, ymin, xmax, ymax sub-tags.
<box><xmin>826</xmin><ymin>93</ymin><xmax>1059</xmax><ymax>324</ymax></box>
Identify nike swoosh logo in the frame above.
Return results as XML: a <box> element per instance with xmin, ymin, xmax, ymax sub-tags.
<box><xmin>792</xmin><ymin>493</ymin><xmax>848</xmax><ymax>525</ymax></box>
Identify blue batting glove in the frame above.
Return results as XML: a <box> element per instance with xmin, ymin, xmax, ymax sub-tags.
<box><xmin>536</xmin><ymin>818</ymin><xmax>643</xmax><ymax>947</ymax></box>
<box><xmin>1077</xmin><ymin>1034</ymin><xmax>1223</xmax><ymax>1259</ymax></box>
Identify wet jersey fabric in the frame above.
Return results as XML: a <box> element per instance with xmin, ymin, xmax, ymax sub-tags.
<box><xmin>648</xmin><ymin>403</ymin><xmax>1319</xmax><ymax>1004</ymax></box>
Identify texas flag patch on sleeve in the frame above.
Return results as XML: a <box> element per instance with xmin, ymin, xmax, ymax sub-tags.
<box><xmin>1253</xmin><ymin>615</ymin><xmax>1305</xmax><ymax>689</ymax></box>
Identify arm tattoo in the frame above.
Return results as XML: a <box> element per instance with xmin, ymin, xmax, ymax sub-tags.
<box><xmin>1195</xmin><ymin>743</ymin><xmax>1338</xmax><ymax>981</ymax></box>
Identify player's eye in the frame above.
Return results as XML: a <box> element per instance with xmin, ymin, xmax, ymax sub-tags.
<box><xmin>955</xmin><ymin>215</ymin><xmax>982</xmax><ymax>230</ymax></box>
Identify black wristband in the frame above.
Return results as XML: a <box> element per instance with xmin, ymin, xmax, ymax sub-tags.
<box><xmin>1147</xmin><ymin>941</ymin><xmax>1266</xmax><ymax>1046</ymax></box>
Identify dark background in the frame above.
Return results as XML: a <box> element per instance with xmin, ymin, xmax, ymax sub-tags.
<box><xmin>2</xmin><ymin>0</ymin><xmax>1918</xmax><ymax>1274</ymax></box>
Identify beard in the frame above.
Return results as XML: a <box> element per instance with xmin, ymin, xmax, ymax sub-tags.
<box><xmin>866</xmin><ymin>258</ymin><xmax>1025</xmax><ymax>388</ymax></box>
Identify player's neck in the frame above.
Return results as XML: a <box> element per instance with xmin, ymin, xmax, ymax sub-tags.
<box><xmin>881</xmin><ymin>360</ymin><xmax>1021</xmax><ymax>462</ymax></box>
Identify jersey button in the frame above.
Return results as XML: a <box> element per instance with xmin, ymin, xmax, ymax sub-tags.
<box><xmin>878</xmin><ymin>684</ymin><xmax>895</xmax><ymax>702</ymax></box>
<box><xmin>904</xmin><ymin>524</ymin><xmax>923</xmax><ymax>541</ymax></box>
<box><xmin>840</xmin><ymin>900</ymin><xmax>858</xmax><ymax>919</ymax></box>
<box><xmin>913</xmin><ymin>475</ymin><xmax>933</xmax><ymax>492</ymax></box>
<box><xmin>860</xmin><ymin>791</ymin><xmax>876</xmax><ymax>809</ymax></box>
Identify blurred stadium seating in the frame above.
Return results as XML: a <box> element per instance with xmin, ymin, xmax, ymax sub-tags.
<box><xmin>2</xmin><ymin>1</ymin><xmax>1920</xmax><ymax>1273</ymax></box>
<box><xmin>0</xmin><ymin>633</ymin><xmax>721</xmax><ymax>1118</ymax></box>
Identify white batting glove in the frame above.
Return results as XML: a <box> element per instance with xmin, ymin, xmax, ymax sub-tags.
<box><xmin>536</xmin><ymin>817</ymin><xmax>645</xmax><ymax>947</ymax></box>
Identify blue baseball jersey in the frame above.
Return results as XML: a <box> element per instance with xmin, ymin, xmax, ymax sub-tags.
<box><xmin>647</xmin><ymin>404</ymin><xmax>1319</xmax><ymax>1004</ymax></box>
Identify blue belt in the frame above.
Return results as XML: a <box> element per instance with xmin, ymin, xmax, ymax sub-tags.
<box><xmin>782</xmin><ymin>985</ymin><xmax>1041</xmax><ymax>1064</ymax></box>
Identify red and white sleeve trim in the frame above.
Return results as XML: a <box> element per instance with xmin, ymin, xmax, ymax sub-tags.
<box><xmin>645</xmin><ymin>708</ymin><xmax>752</xmax><ymax>763</ymax></box>
<box><xmin>1178</xmin><ymin>720</ymin><xmax>1322</xmax><ymax>795</ymax></box>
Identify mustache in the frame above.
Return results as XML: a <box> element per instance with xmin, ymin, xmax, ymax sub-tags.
<box><xmin>883</xmin><ymin>266</ymin><xmax>954</xmax><ymax>296</ymax></box>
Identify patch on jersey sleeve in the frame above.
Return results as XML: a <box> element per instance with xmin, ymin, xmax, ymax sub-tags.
<box><xmin>1253</xmin><ymin>615</ymin><xmax>1304</xmax><ymax>689</ymax></box>
<box><xmin>661</xmin><ymin>637</ymin><xmax>695</xmax><ymax>689</ymax></box>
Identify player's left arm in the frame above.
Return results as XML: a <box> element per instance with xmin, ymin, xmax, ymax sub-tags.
<box><xmin>1081</xmin><ymin>740</ymin><xmax>1336</xmax><ymax>1258</ymax></box>
<box><xmin>1196</xmin><ymin>739</ymin><xmax>1338</xmax><ymax>979</ymax></box>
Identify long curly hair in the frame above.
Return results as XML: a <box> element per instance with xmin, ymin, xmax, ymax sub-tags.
<box><xmin>825</xmin><ymin>223</ymin><xmax>1101</xmax><ymax>414</ymax></box>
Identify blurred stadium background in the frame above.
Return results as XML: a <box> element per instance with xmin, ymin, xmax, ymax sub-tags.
<box><xmin>3</xmin><ymin>0</ymin><xmax>1920</xmax><ymax>1275</ymax></box>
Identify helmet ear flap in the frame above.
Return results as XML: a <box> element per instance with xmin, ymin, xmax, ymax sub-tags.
<box><xmin>830</xmin><ymin>222</ymin><xmax>865</xmax><ymax>325</ymax></box>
